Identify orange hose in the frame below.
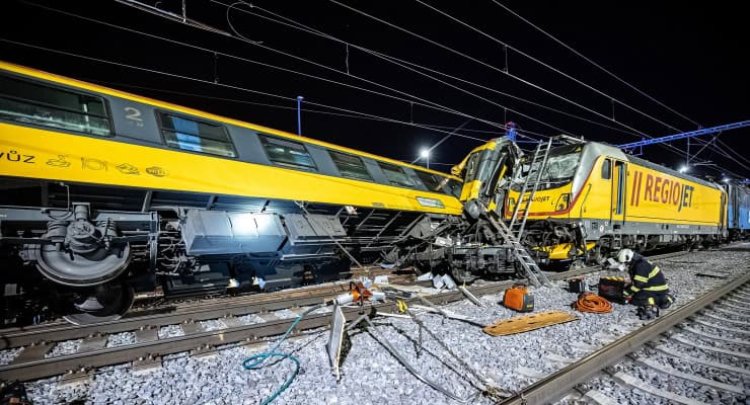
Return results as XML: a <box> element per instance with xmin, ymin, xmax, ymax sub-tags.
<box><xmin>573</xmin><ymin>292</ymin><xmax>613</xmax><ymax>314</ymax></box>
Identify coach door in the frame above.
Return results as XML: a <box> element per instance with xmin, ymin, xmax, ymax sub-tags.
<box><xmin>610</xmin><ymin>160</ymin><xmax>627</xmax><ymax>225</ymax></box>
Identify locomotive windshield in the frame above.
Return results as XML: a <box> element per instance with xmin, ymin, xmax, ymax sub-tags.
<box><xmin>512</xmin><ymin>144</ymin><xmax>582</xmax><ymax>191</ymax></box>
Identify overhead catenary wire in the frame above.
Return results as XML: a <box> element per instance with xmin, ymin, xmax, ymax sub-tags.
<box><xmin>112</xmin><ymin>0</ymin><xmax>577</xmax><ymax>143</ymax></box>
<box><xmin>25</xmin><ymin>0</ymin><xmax>514</xmax><ymax>139</ymax></box>
<box><xmin>324</xmin><ymin>0</ymin><xmax>704</xmax><ymax>163</ymax></box>
<box><xmin>326</xmin><ymin>0</ymin><xmax>660</xmax><ymax>138</ymax></box>
<box><xmin>212</xmin><ymin>0</ymin><xmax>640</xmax><ymax>137</ymax></box>
<box><xmin>0</xmin><ymin>38</ymin><xmax>497</xmax><ymax>146</ymax></box>
<box><xmin>483</xmin><ymin>0</ymin><xmax>749</xmax><ymax>175</ymax></box>
<box><xmin>220</xmin><ymin>1</ymin><xmax>570</xmax><ymax>137</ymax></box>
<box><xmin>717</xmin><ymin>139</ymin><xmax>750</xmax><ymax>166</ymax></box>
<box><xmin>414</xmin><ymin>0</ymin><xmax>690</xmax><ymax>133</ymax></box>
<box><xmin>87</xmin><ymin>80</ymin><xmax>514</xmax><ymax>135</ymax></box>
<box><xmin>325</xmin><ymin>0</ymin><xmax>748</xmax><ymax>176</ymax></box>
<box><xmin>488</xmin><ymin>0</ymin><xmax>700</xmax><ymax>127</ymax></box>
<box><xmin>93</xmin><ymin>81</ymin><xmax>539</xmax><ymax>140</ymax></box>
<box><xmin>425</xmin><ymin>0</ymin><xmax>747</xmax><ymax>173</ymax></box>
<box><xmin>13</xmin><ymin>2</ymin><xmax>746</xmax><ymax>177</ymax></box>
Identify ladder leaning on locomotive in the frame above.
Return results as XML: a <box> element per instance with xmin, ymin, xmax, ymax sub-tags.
<box><xmin>0</xmin><ymin>61</ymin><xmax>464</xmax><ymax>325</ymax></box>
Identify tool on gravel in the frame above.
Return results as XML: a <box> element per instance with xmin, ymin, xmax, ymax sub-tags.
<box><xmin>572</xmin><ymin>292</ymin><xmax>613</xmax><ymax>314</ymax></box>
<box><xmin>502</xmin><ymin>283</ymin><xmax>534</xmax><ymax>312</ymax></box>
<box><xmin>483</xmin><ymin>310</ymin><xmax>578</xmax><ymax>336</ymax></box>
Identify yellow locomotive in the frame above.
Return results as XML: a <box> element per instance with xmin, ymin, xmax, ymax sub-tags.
<box><xmin>504</xmin><ymin>140</ymin><xmax>727</xmax><ymax>263</ymax></box>
<box><xmin>0</xmin><ymin>61</ymin><xmax>462</xmax><ymax>324</ymax></box>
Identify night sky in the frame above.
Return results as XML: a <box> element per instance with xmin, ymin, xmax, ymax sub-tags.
<box><xmin>2</xmin><ymin>1</ymin><xmax>748</xmax><ymax>180</ymax></box>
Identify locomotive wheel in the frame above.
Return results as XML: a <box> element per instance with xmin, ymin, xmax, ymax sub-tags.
<box><xmin>33</xmin><ymin>243</ymin><xmax>131</xmax><ymax>287</ymax></box>
<box><xmin>63</xmin><ymin>281</ymin><xmax>134</xmax><ymax>325</ymax></box>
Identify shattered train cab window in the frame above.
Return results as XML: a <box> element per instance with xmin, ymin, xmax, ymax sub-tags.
<box><xmin>159</xmin><ymin>113</ymin><xmax>236</xmax><ymax>158</ymax></box>
<box><xmin>0</xmin><ymin>74</ymin><xmax>111</xmax><ymax>136</ymax></box>
<box><xmin>513</xmin><ymin>145</ymin><xmax>582</xmax><ymax>191</ymax></box>
<box><xmin>259</xmin><ymin>134</ymin><xmax>317</xmax><ymax>171</ymax></box>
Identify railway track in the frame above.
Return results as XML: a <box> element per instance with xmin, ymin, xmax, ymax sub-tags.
<box><xmin>499</xmin><ymin>251</ymin><xmax>750</xmax><ymax>405</ymax></box>
<box><xmin>0</xmin><ymin>250</ymin><xmax>692</xmax><ymax>383</ymax></box>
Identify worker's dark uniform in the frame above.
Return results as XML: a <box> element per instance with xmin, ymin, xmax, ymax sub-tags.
<box><xmin>625</xmin><ymin>253</ymin><xmax>673</xmax><ymax>309</ymax></box>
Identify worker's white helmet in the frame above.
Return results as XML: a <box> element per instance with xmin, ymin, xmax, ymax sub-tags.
<box><xmin>617</xmin><ymin>248</ymin><xmax>634</xmax><ymax>263</ymax></box>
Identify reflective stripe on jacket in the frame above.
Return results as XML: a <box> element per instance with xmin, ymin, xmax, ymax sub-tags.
<box><xmin>627</xmin><ymin>253</ymin><xmax>668</xmax><ymax>294</ymax></box>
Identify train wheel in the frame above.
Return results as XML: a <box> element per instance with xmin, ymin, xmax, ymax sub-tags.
<box><xmin>33</xmin><ymin>242</ymin><xmax>131</xmax><ymax>287</ymax></box>
<box><xmin>63</xmin><ymin>281</ymin><xmax>134</xmax><ymax>325</ymax></box>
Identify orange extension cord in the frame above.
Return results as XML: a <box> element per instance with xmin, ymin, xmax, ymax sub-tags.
<box><xmin>573</xmin><ymin>292</ymin><xmax>613</xmax><ymax>314</ymax></box>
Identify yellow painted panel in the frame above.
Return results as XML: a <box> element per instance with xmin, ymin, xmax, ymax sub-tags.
<box><xmin>505</xmin><ymin>183</ymin><xmax>573</xmax><ymax>219</ymax></box>
<box><xmin>507</xmin><ymin>155</ymin><xmax>725</xmax><ymax>227</ymax></box>
<box><xmin>622</xmin><ymin>162</ymin><xmax>724</xmax><ymax>226</ymax></box>
<box><xmin>535</xmin><ymin>242</ymin><xmax>597</xmax><ymax>260</ymax></box>
<box><xmin>0</xmin><ymin>124</ymin><xmax>463</xmax><ymax>215</ymax></box>
<box><xmin>460</xmin><ymin>180</ymin><xmax>482</xmax><ymax>202</ymax></box>
<box><xmin>0</xmin><ymin>60</ymin><xmax>461</xmax><ymax>181</ymax></box>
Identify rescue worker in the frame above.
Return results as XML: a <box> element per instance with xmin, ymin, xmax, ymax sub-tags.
<box><xmin>616</xmin><ymin>248</ymin><xmax>674</xmax><ymax>320</ymax></box>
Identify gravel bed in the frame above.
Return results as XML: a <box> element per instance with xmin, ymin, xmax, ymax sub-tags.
<box><xmin>0</xmin><ymin>347</ymin><xmax>24</xmax><ymax>365</ymax></box>
<box><xmin>234</xmin><ymin>313</ymin><xmax>266</xmax><ymax>325</ymax></box>
<box><xmin>22</xmin><ymin>246</ymin><xmax>750</xmax><ymax>404</ymax></box>
<box><xmin>675</xmin><ymin>331</ymin><xmax>750</xmax><ymax>355</ymax></box>
<box><xmin>25</xmin><ymin>376</ymin><xmax>90</xmax><ymax>405</ymax></box>
<box><xmin>569</xmin><ymin>374</ymin><xmax>669</xmax><ymax>405</ymax></box>
<box><xmin>662</xmin><ymin>339</ymin><xmax>750</xmax><ymax>371</ymax></box>
<box><xmin>641</xmin><ymin>349</ymin><xmax>749</xmax><ymax>390</ymax></box>
<box><xmin>614</xmin><ymin>359</ymin><xmax>743</xmax><ymax>404</ymax></box>
<box><xmin>715</xmin><ymin>301</ymin><xmax>750</xmax><ymax>314</ymax></box>
<box><xmin>106</xmin><ymin>331</ymin><xmax>137</xmax><ymax>348</ymax></box>
<box><xmin>704</xmin><ymin>307</ymin><xmax>750</xmax><ymax>323</ymax></box>
<box><xmin>310</xmin><ymin>306</ymin><xmax>333</xmax><ymax>315</ymax></box>
<box><xmin>158</xmin><ymin>324</ymin><xmax>186</xmax><ymax>339</ymax></box>
<box><xmin>272</xmin><ymin>308</ymin><xmax>300</xmax><ymax>320</ymax></box>
<box><xmin>45</xmin><ymin>339</ymin><xmax>82</xmax><ymax>358</ymax></box>
<box><xmin>682</xmin><ymin>319</ymin><xmax>750</xmax><ymax>342</ymax></box>
<box><xmin>199</xmin><ymin>319</ymin><xmax>228</xmax><ymax>332</ymax></box>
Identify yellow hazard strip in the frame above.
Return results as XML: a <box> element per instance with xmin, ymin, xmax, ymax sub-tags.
<box><xmin>483</xmin><ymin>311</ymin><xmax>578</xmax><ymax>336</ymax></box>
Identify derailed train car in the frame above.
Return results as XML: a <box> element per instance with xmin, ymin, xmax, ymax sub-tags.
<box><xmin>505</xmin><ymin>141</ymin><xmax>728</xmax><ymax>264</ymax></box>
<box><xmin>0</xmin><ymin>61</ymin><xmax>464</xmax><ymax>324</ymax></box>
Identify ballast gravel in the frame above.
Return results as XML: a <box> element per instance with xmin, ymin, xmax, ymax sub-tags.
<box><xmin>660</xmin><ymin>338</ymin><xmax>750</xmax><ymax>372</ymax></box>
<box><xmin>106</xmin><ymin>331</ymin><xmax>138</xmax><ymax>348</ymax></box>
<box><xmin>563</xmin><ymin>374</ymin><xmax>669</xmax><ymax>405</ymax></box>
<box><xmin>45</xmin><ymin>339</ymin><xmax>82</xmax><ymax>358</ymax></box>
<box><xmin>157</xmin><ymin>324</ymin><xmax>185</xmax><ymax>339</ymax></box>
<box><xmin>19</xmin><ymin>245</ymin><xmax>750</xmax><ymax>404</ymax></box>
<box><xmin>200</xmin><ymin>319</ymin><xmax>228</xmax><ymax>332</ymax></box>
<box><xmin>0</xmin><ymin>347</ymin><xmax>23</xmax><ymax>365</ymax></box>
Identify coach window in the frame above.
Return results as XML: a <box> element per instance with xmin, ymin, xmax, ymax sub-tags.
<box><xmin>259</xmin><ymin>135</ymin><xmax>317</xmax><ymax>171</ymax></box>
<box><xmin>378</xmin><ymin>161</ymin><xmax>414</xmax><ymax>188</ymax></box>
<box><xmin>159</xmin><ymin>112</ymin><xmax>236</xmax><ymax>157</ymax></box>
<box><xmin>416</xmin><ymin>170</ymin><xmax>444</xmax><ymax>193</ymax></box>
<box><xmin>0</xmin><ymin>74</ymin><xmax>111</xmax><ymax>136</ymax></box>
<box><xmin>329</xmin><ymin>150</ymin><xmax>372</xmax><ymax>181</ymax></box>
<box><xmin>601</xmin><ymin>158</ymin><xmax>612</xmax><ymax>179</ymax></box>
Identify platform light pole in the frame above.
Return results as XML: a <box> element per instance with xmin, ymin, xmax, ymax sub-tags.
<box><xmin>419</xmin><ymin>148</ymin><xmax>430</xmax><ymax>169</ymax></box>
<box><xmin>296</xmin><ymin>96</ymin><xmax>304</xmax><ymax>135</ymax></box>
